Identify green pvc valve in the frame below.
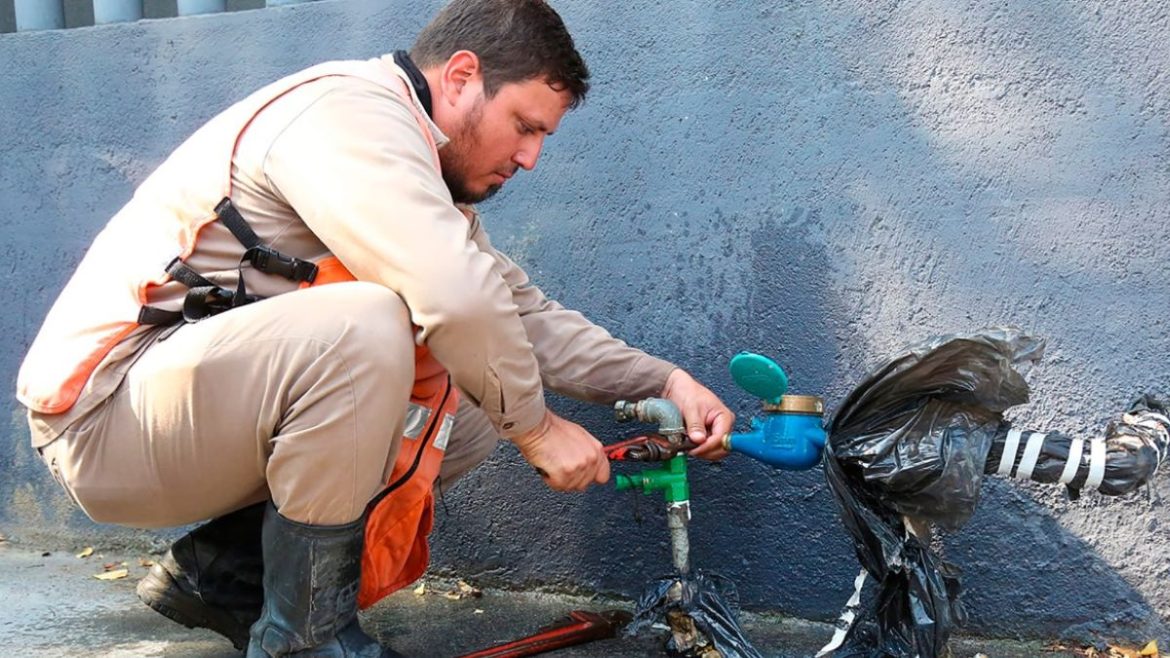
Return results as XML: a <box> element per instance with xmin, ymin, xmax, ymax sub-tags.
<box><xmin>614</xmin><ymin>454</ymin><xmax>689</xmax><ymax>503</ymax></box>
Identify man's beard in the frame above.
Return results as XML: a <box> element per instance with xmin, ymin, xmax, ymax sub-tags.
<box><xmin>439</xmin><ymin>100</ymin><xmax>502</xmax><ymax>204</ymax></box>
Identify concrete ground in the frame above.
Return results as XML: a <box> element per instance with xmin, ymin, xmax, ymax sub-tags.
<box><xmin>0</xmin><ymin>538</ymin><xmax>1080</xmax><ymax>658</ymax></box>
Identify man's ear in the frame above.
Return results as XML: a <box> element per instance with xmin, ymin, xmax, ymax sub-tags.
<box><xmin>438</xmin><ymin>50</ymin><xmax>482</xmax><ymax>106</ymax></box>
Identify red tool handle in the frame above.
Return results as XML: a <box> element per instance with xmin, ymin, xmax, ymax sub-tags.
<box><xmin>605</xmin><ymin>434</ymin><xmax>680</xmax><ymax>462</ymax></box>
<box><xmin>456</xmin><ymin>610</ymin><xmax>631</xmax><ymax>658</ymax></box>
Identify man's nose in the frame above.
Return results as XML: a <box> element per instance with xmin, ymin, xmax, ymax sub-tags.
<box><xmin>513</xmin><ymin>135</ymin><xmax>545</xmax><ymax>171</ymax></box>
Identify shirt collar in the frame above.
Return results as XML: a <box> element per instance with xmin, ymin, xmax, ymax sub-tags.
<box><xmin>381</xmin><ymin>54</ymin><xmax>449</xmax><ymax>148</ymax></box>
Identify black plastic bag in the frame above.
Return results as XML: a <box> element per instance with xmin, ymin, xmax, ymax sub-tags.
<box><xmin>822</xmin><ymin>327</ymin><xmax>1043</xmax><ymax>658</ymax></box>
<box><xmin>821</xmin><ymin>326</ymin><xmax>1167</xmax><ymax>657</ymax></box>
<box><xmin>823</xmin><ymin>538</ymin><xmax>964</xmax><ymax>658</ymax></box>
<box><xmin>828</xmin><ymin>326</ymin><xmax>1044</xmax><ymax>530</ymax></box>
<box><xmin>627</xmin><ymin>571</ymin><xmax>762</xmax><ymax>658</ymax></box>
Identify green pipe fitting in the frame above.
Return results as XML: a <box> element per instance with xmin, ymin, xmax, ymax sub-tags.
<box><xmin>614</xmin><ymin>454</ymin><xmax>690</xmax><ymax>503</ymax></box>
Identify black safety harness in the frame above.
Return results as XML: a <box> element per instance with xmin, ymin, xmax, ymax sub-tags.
<box><xmin>137</xmin><ymin>197</ymin><xmax>319</xmax><ymax>325</ymax></box>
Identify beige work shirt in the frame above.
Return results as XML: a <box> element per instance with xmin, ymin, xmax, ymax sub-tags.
<box><xmin>27</xmin><ymin>55</ymin><xmax>675</xmax><ymax>444</ymax></box>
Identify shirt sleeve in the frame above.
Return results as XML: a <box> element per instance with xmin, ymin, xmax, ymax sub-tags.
<box><xmin>465</xmin><ymin>210</ymin><xmax>678</xmax><ymax>403</ymax></box>
<box><xmin>260</xmin><ymin>79</ymin><xmax>546</xmax><ymax>438</ymax></box>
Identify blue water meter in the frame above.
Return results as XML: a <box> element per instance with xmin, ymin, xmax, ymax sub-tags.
<box><xmin>723</xmin><ymin>352</ymin><xmax>827</xmax><ymax>470</ymax></box>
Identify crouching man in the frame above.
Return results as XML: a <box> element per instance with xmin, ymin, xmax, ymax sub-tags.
<box><xmin>17</xmin><ymin>1</ymin><xmax>732</xmax><ymax>656</ymax></box>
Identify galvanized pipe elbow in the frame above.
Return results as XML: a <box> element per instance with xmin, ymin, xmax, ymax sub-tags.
<box><xmin>614</xmin><ymin>398</ymin><xmax>685</xmax><ymax>440</ymax></box>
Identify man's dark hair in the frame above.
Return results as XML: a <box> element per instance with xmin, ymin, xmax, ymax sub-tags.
<box><xmin>411</xmin><ymin>0</ymin><xmax>590</xmax><ymax>108</ymax></box>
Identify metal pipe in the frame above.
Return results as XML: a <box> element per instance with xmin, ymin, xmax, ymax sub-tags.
<box><xmin>177</xmin><ymin>0</ymin><xmax>225</xmax><ymax>15</ymax></box>
<box><xmin>613</xmin><ymin>454</ymin><xmax>690</xmax><ymax>574</ymax></box>
<box><xmin>93</xmin><ymin>0</ymin><xmax>141</xmax><ymax>24</ymax></box>
<box><xmin>15</xmin><ymin>0</ymin><xmax>64</xmax><ymax>30</ymax></box>
<box><xmin>614</xmin><ymin>398</ymin><xmax>685</xmax><ymax>443</ymax></box>
<box><xmin>667</xmin><ymin>502</ymin><xmax>691</xmax><ymax>575</ymax></box>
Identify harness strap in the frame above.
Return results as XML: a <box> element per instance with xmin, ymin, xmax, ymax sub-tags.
<box><xmin>215</xmin><ymin>198</ymin><xmax>318</xmax><ymax>283</ymax></box>
<box><xmin>166</xmin><ymin>257</ymin><xmax>217</xmax><ymax>289</ymax></box>
<box><xmin>137</xmin><ymin>306</ymin><xmax>183</xmax><ymax>325</ymax></box>
<box><xmin>139</xmin><ymin>199</ymin><xmax>315</xmax><ymax>325</ymax></box>
<box><xmin>139</xmin><ymin>257</ymin><xmax>262</xmax><ymax>325</ymax></box>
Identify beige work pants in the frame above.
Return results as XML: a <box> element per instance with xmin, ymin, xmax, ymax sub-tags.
<box><xmin>35</xmin><ymin>283</ymin><xmax>501</xmax><ymax>527</ymax></box>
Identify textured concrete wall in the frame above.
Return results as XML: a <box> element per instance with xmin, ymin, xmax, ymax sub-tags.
<box><xmin>1</xmin><ymin>0</ymin><xmax>1167</xmax><ymax>644</ymax></box>
<box><xmin>0</xmin><ymin>0</ymin><xmax>271</xmax><ymax>31</ymax></box>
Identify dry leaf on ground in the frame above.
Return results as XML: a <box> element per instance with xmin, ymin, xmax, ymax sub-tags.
<box><xmin>413</xmin><ymin>582</ymin><xmax>427</xmax><ymax>596</ymax></box>
<box><xmin>1048</xmin><ymin>641</ymin><xmax>1155</xmax><ymax>655</ymax></box>
<box><xmin>1046</xmin><ymin>641</ymin><xmax>1160</xmax><ymax>658</ymax></box>
<box><xmin>1072</xmin><ymin>643</ymin><xmax>1162</xmax><ymax>658</ymax></box>
<box><xmin>1105</xmin><ymin>641</ymin><xmax>1161</xmax><ymax>658</ymax></box>
<box><xmin>443</xmin><ymin>580</ymin><xmax>482</xmax><ymax>600</ymax></box>
<box><xmin>93</xmin><ymin>568</ymin><xmax>129</xmax><ymax>581</ymax></box>
<box><xmin>75</xmin><ymin>547</ymin><xmax>94</xmax><ymax>558</ymax></box>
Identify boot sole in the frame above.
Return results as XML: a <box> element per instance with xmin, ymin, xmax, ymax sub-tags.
<box><xmin>136</xmin><ymin>564</ymin><xmax>252</xmax><ymax>651</ymax></box>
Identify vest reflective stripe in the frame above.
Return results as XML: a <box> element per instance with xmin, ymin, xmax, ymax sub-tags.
<box><xmin>403</xmin><ymin>403</ymin><xmax>432</xmax><ymax>439</ymax></box>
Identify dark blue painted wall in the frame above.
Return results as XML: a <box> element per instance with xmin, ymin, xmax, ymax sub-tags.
<box><xmin>2</xmin><ymin>0</ymin><xmax>1167</xmax><ymax>644</ymax></box>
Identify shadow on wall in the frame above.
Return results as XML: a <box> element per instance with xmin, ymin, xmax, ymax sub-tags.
<box><xmin>425</xmin><ymin>204</ymin><xmax>845</xmax><ymax>611</ymax></box>
<box><xmin>953</xmin><ymin>479</ymin><xmax>1169</xmax><ymax>643</ymax></box>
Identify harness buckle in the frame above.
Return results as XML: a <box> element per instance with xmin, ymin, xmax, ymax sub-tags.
<box><xmin>245</xmin><ymin>245</ymin><xmax>318</xmax><ymax>283</ymax></box>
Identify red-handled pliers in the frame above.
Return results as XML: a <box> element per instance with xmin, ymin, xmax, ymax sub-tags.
<box><xmin>604</xmin><ymin>433</ymin><xmax>689</xmax><ymax>462</ymax></box>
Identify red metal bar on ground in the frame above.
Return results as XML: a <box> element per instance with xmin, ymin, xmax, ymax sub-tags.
<box><xmin>455</xmin><ymin>610</ymin><xmax>632</xmax><ymax>658</ymax></box>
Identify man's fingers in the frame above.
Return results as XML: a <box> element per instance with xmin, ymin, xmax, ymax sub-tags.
<box><xmin>595</xmin><ymin>454</ymin><xmax>611</xmax><ymax>484</ymax></box>
<box><xmin>679</xmin><ymin>406</ymin><xmax>732</xmax><ymax>461</ymax></box>
<box><xmin>689</xmin><ymin>434</ymin><xmax>728</xmax><ymax>460</ymax></box>
<box><xmin>708</xmin><ymin>407</ymin><xmax>734</xmax><ymax>441</ymax></box>
<box><xmin>563</xmin><ymin>465</ymin><xmax>588</xmax><ymax>491</ymax></box>
<box><xmin>553</xmin><ymin>443</ymin><xmax>607</xmax><ymax>491</ymax></box>
<box><xmin>684</xmin><ymin>401</ymin><xmax>707</xmax><ymax>443</ymax></box>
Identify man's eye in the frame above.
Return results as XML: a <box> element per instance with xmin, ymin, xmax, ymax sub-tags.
<box><xmin>518</xmin><ymin>123</ymin><xmax>534</xmax><ymax>135</ymax></box>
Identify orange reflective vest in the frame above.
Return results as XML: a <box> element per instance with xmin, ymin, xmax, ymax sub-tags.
<box><xmin>17</xmin><ymin>60</ymin><xmax>457</xmax><ymax>609</ymax></box>
<box><xmin>307</xmin><ymin>256</ymin><xmax>458</xmax><ymax>609</ymax></box>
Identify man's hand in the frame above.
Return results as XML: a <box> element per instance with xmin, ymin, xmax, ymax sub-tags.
<box><xmin>511</xmin><ymin>411</ymin><xmax>611</xmax><ymax>491</ymax></box>
<box><xmin>661</xmin><ymin>369</ymin><xmax>734</xmax><ymax>460</ymax></box>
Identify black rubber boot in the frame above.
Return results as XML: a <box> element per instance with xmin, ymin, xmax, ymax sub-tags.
<box><xmin>246</xmin><ymin>503</ymin><xmax>402</xmax><ymax>658</ymax></box>
<box><xmin>136</xmin><ymin>502</ymin><xmax>265</xmax><ymax>650</ymax></box>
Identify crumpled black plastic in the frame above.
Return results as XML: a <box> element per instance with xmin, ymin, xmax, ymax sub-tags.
<box><xmin>823</xmin><ymin>327</ymin><xmax>1042</xmax><ymax>658</ymax></box>
<box><xmin>822</xmin><ymin>326</ymin><xmax>1168</xmax><ymax>657</ymax></box>
<box><xmin>825</xmin><ymin>538</ymin><xmax>964</xmax><ymax>658</ymax></box>
<box><xmin>626</xmin><ymin>571</ymin><xmax>762</xmax><ymax>658</ymax></box>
